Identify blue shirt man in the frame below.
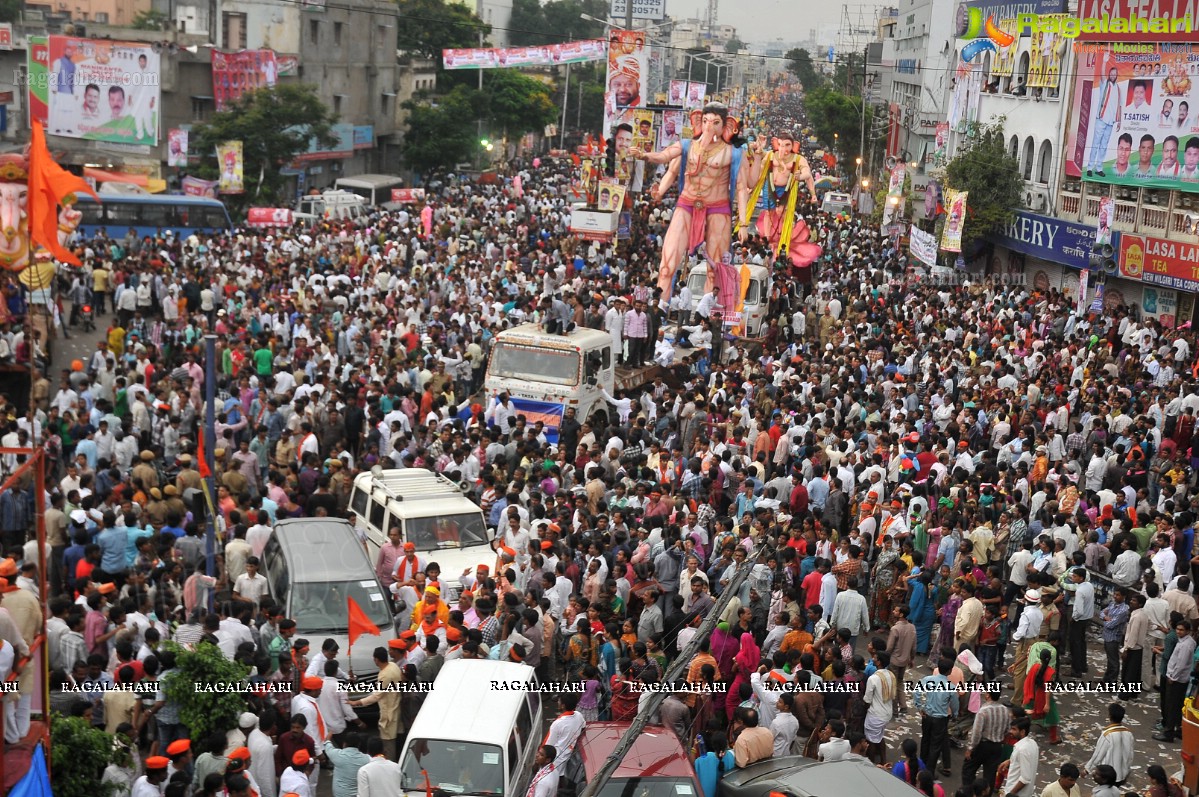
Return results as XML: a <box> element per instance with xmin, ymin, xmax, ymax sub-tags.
<box><xmin>97</xmin><ymin>522</ymin><xmax>128</xmax><ymax>574</ymax></box>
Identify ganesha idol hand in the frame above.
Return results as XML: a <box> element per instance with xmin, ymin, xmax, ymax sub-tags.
<box><xmin>58</xmin><ymin>205</ymin><xmax>82</xmax><ymax>236</ymax></box>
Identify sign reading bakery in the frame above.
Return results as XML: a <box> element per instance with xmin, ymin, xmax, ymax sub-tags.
<box><xmin>1119</xmin><ymin>233</ymin><xmax>1199</xmax><ymax>293</ymax></box>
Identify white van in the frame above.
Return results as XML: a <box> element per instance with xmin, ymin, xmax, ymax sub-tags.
<box><xmin>296</xmin><ymin>190</ymin><xmax>367</xmax><ymax>221</ymax></box>
<box><xmin>398</xmin><ymin>660</ymin><xmax>543</xmax><ymax>797</ymax></box>
<box><xmin>348</xmin><ymin>468</ymin><xmax>493</xmax><ymax>600</ymax></box>
<box><xmin>821</xmin><ymin>191</ymin><xmax>853</xmax><ymax>215</ymax></box>
<box><xmin>686</xmin><ymin>262</ymin><xmax>771</xmax><ymax>336</ymax></box>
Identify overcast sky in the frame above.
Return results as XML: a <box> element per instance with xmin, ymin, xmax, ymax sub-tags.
<box><xmin>661</xmin><ymin>0</ymin><xmax>885</xmax><ymax>48</ymax></box>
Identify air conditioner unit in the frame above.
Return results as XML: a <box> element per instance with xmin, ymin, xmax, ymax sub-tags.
<box><xmin>1025</xmin><ymin>186</ymin><xmax>1049</xmax><ymax>211</ymax></box>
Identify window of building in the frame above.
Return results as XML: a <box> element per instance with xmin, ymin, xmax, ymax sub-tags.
<box><xmin>334</xmin><ymin>21</ymin><xmax>343</xmax><ymax>46</ymax></box>
<box><xmin>309</xmin><ymin>19</ymin><xmax>320</xmax><ymax>45</ymax></box>
<box><xmin>222</xmin><ymin>12</ymin><xmax>247</xmax><ymax>50</ymax></box>
<box><xmin>333</xmin><ymin>94</ymin><xmax>343</xmax><ymax>115</ymax></box>
<box><xmin>1037</xmin><ymin>141</ymin><xmax>1052</xmax><ymax>184</ymax></box>
<box><xmin>1021</xmin><ymin>136</ymin><xmax>1034</xmax><ymax>180</ymax></box>
<box><xmin>191</xmin><ymin>96</ymin><xmax>212</xmax><ymax>122</ymax></box>
<box><xmin>1009</xmin><ymin>135</ymin><xmax>1019</xmax><ymax>159</ymax></box>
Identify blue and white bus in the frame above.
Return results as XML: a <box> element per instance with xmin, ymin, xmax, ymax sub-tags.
<box><xmin>72</xmin><ymin>194</ymin><xmax>234</xmax><ymax>239</ymax></box>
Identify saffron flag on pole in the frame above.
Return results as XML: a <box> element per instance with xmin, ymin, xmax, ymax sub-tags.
<box><xmin>196</xmin><ymin>429</ymin><xmax>211</xmax><ymax>479</ymax></box>
<box><xmin>348</xmin><ymin>596</ymin><xmax>379</xmax><ymax>649</ymax></box>
<box><xmin>28</xmin><ymin>118</ymin><xmax>98</xmax><ymax>265</ymax></box>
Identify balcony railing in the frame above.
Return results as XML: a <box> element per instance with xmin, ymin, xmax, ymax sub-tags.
<box><xmin>1058</xmin><ymin>183</ymin><xmax>1198</xmax><ymax>242</ymax></box>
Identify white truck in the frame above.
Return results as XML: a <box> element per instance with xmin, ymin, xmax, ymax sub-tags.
<box><xmin>483</xmin><ymin>323</ymin><xmax>670</xmax><ymax>432</ymax></box>
<box><xmin>686</xmin><ymin>262</ymin><xmax>772</xmax><ymax>337</ymax></box>
<box><xmin>296</xmin><ymin>189</ymin><xmax>367</xmax><ymax>221</ymax></box>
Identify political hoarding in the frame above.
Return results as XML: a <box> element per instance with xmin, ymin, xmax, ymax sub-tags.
<box><xmin>1066</xmin><ymin>45</ymin><xmax>1199</xmax><ymax>193</ymax></box>
<box><xmin>1027</xmin><ymin>15</ymin><xmax>1066</xmax><ymax>90</ymax></box>
<box><xmin>212</xmin><ymin>49</ymin><xmax>279</xmax><ymax>111</ymax></box>
<box><xmin>442</xmin><ymin>40</ymin><xmax>606</xmax><ymax>70</ymax></box>
<box><xmin>246</xmin><ymin>208</ymin><xmax>294</xmax><ymax>227</ymax></box>
<box><xmin>603</xmin><ymin>30</ymin><xmax>649</xmax><ymax>140</ymax></box>
<box><xmin>659</xmin><ymin>110</ymin><xmax>684</xmax><ymax>148</ymax></box>
<box><xmin>217</xmin><ymin>141</ymin><xmax>244</xmax><ymax>194</ymax></box>
<box><xmin>668</xmin><ymin>80</ymin><xmax>687</xmax><ymax>105</ymax></box>
<box><xmin>46</xmin><ymin>36</ymin><xmax>160</xmax><ymax>145</ymax></box>
<box><xmin>167</xmin><ymin>128</ymin><xmax>188</xmax><ymax>168</ymax></box>
<box><xmin>182</xmin><ymin>176</ymin><xmax>218</xmax><ymax>198</ymax></box>
<box><xmin>1075</xmin><ymin>0</ymin><xmax>1199</xmax><ymax>42</ymax></box>
<box><xmin>687</xmin><ymin>81</ymin><xmax>706</xmax><ymax>107</ymax></box>
<box><xmin>391</xmin><ymin>188</ymin><xmax>426</xmax><ymax>203</ymax></box>
<box><xmin>941</xmin><ymin>189</ymin><xmax>968</xmax><ymax>252</ymax></box>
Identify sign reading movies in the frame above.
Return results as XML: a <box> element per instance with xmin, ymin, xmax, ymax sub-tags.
<box><xmin>995</xmin><ymin>209</ymin><xmax>1107</xmax><ymax>270</ymax></box>
<box><xmin>47</xmin><ymin>37</ymin><xmax>160</xmax><ymax>145</ymax></box>
<box><xmin>1067</xmin><ymin>44</ymin><xmax>1199</xmax><ymax>193</ymax></box>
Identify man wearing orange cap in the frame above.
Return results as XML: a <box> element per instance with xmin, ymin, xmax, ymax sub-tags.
<box><xmin>226</xmin><ymin>746</ymin><xmax>264</xmax><ymax>796</ymax></box>
<box><xmin>281</xmin><ymin>749</ymin><xmax>315</xmax><ymax>797</ymax></box>
<box><xmin>165</xmin><ymin>738</ymin><xmax>194</xmax><ymax>782</ymax></box>
<box><xmin>291</xmin><ymin>676</ymin><xmax>329</xmax><ymax>789</ymax></box>
<box><xmin>132</xmin><ymin>755</ymin><xmax>170</xmax><ymax>797</ymax></box>
<box><xmin>459</xmin><ymin>563</ymin><xmax>489</xmax><ymax>592</ymax></box>
<box><xmin>409</xmin><ymin>583</ymin><xmax>449</xmax><ymax>630</ymax></box>
<box><xmin>880</xmin><ymin>499</ymin><xmax>908</xmax><ymax>539</ymax></box>
<box><xmin>392</xmin><ymin>541</ymin><xmax>426</xmax><ymax>589</ymax></box>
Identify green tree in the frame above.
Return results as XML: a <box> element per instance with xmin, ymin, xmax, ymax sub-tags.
<box><xmin>192</xmin><ymin>84</ymin><xmax>337</xmax><ymax>215</ymax></box>
<box><xmin>397</xmin><ymin>0</ymin><xmax>490</xmax><ymax>62</ymax></box>
<box><xmin>942</xmin><ymin>118</ymin><xmax>1023</xmax><ymax>255</ymax></box>
<box><xmin>724</xmin><ymin>38</ymin><xmax>745</xmax><ymax>54</ymax></box>
<box><xmin>543</xmin><ymin>0</ymin><xmax>608</xmax><ymax>40</ymax></box>
<box><xmin>482</xmin><ymin>69</ymin><xmax>557</xmax><ymax>135</ymax></box>
<box><xmin>51</xmin><ymin>713</ymin><xmax>122</xmax><ymax>797</ymax></box>
<box><xmin>403</xmin><ymin>86</ymin><xmax>481</xmax><ymax>175</ymax></box>
<box><xmin>805</xmin><ymin>86</ymin><xmax>871</xmax><ymax>164</ymax></box>
<box><xmin>131</xmin><ymin>9</ymin><xmax>169</xmax><ymax>29</ymax></box>
<box><xmin>163</xmin><ymin>641</ymin><xmax>251</xmax><ymax>741</ymax></box>
<box><xmin>786</xmin><ymin>47</ymin><xmax>822</xmax><ymax>89</ymax></box>
<box><xmin>508</xmin><ymin>0</ymin><xmax>545</xmax><ymax>45</ymax></box>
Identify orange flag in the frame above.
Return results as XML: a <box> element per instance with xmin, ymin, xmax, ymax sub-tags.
<box><xmin>28</xmin><ymin>119</ymin><xmax>98</xmax><ymax>266</ymax></box>
<box><xmin>348</xmin><ymin>596</ymin><xmax>380</xmax><ymax>649</ymax></box>
<box><xmin>196</xmin><ymin>430</ymin><xmax>211</xmax><ymax>479</ymax></box>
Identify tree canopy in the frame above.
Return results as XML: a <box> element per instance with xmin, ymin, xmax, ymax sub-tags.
<box><xmin>402</xmin><ymin>86</ymin><xmax>481</xmax><ymax>175</ymax></box>
<box><xmin>191</xmin><ymin>83</ymin><xmax>337</xmax><ymax>214</ymax></box>
<box><xmin>397</xmin><ymin>0</ymin><xmax>490</xmax><ymax>61</ymax></box>
<box><xmin>804</xmin><ymin>86</ymin><xmax>873</xmax><ymax>164</ymax></box>
<box><xmin>508</xmin><ymin>0</ymin><xmax>609</xmax><ymax>46</ymax></box>
<box><xmin>785</xmin><ymin>47</ymin><xmax>823</xmax><ymax>90</ymax></box>
<box><xmin>942</xmin><ymin>118</ymin><xmax>1023</xmax><ymax>255</ymax></box>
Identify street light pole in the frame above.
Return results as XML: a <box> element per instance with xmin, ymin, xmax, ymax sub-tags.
<box><xmin>561</xmin><ymin>61</ymin><xmax>570</xmax><ymax>149</ymax></box>
<box><xmin>859</xmin><ymin>43</ymin><xmax>867</xmax><ymax>176</ymax></box>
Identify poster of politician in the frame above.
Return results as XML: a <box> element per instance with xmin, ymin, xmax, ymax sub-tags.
<box><xmin>603</xmin><ymin>29</ymin><xmax>648</xmax><ymax>139</ymax></box>
<box><xmin>47</xmin><ymin>36</ymin><xmax>159</xmax><ymax>145</ymax></box>
<box><xmin>212</xmin><ymin>49</ymin><xmax>278</xmax><ymax>110</ymax></box>
<box><xmin>217</xmin><ymin>141</ymin><xmax>244</xmax><ymax>194</ymax></box>
<box><xmin>1067</xmin><ymin>44</ymin><xmax>1199</xmax><ymax>192</ymax></box>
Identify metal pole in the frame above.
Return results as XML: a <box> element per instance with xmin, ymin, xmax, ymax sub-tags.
<box><xmin>577</xmin><ymin>540</ymin><xmax>774</xmax><ymax>797</ymax></box>
<box><xmin>704</xmin><ymin>59</ymin><xmax>710</xmax><ymax>93</ymax></box>
<box><xmin>859</xmin><ymin>44</ymin><xmax>867</xmax><ymax>169</ymax></box>
<box><xmin>203</xmin><ymin>334</ymin><xmax>218</xmax><ymax>608</ymax></box>
<box><xmin>624</xmin><ymin>0</ymin><xmax>632</xmax><ymax>34</ymax></box>
<box><xmin>561</xmin><ymin>61</ymin><xmax>570</xmax><ymax>149</ymax></box>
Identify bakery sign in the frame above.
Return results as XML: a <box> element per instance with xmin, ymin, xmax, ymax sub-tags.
<box><xmin>1119</xmin><ymin>233</ymin><xmax>1199</xmax><ymax>293</ymax></box>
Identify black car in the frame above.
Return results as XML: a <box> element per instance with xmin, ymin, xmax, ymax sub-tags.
<box><xmin>720</xmin><ymin>757</ymin><xmax>925</xmax><ymax>797</ymax></box>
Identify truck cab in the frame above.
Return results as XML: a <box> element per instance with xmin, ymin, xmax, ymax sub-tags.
<box><xmin>483</xmin><ymin>323</ymin><xmax>615</xmax><ymax>431</ymax></box>
<box><xmin>296</xmin><ymin>190</ymin><xmax>367</xmax><ymax>221</ymax></box>
<box><xmin>686</xmin><ymin>262</ymin><xmax>771</xmax><ymax>337</ymax></box>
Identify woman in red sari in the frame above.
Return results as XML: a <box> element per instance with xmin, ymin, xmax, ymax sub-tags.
<box><xmin>724</xmin><ymin>632</ymin><xmax>760</xmax><ymax>719</ymax></box>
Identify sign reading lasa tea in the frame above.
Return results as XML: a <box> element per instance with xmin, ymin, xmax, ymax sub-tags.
<box><xmin>1119</xmin><ymin>233</ymin><xmax>1199</xmax><ymax>293</ymax></box>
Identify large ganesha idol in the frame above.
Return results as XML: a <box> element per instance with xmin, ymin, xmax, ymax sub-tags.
<box><xmin>0</xmin><ymin>152</ymin><xmax>83</xmax><ymax>290</ymax></box>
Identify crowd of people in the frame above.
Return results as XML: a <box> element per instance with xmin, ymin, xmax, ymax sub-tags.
<box><xmin>0</xmin><ymin>85</ymin><xmax>1195</xmax><ymax>797</ymax></box>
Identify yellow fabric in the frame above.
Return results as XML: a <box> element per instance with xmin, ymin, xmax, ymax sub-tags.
<box><xmin>738</xmin><ymin>151</ymin><xmax>772</xmax><ymax>232</ymax></box>
<box><xmin>776</xmin><ymin>171</ymin><xmax>801</xmax><ymax>261</ymax></box>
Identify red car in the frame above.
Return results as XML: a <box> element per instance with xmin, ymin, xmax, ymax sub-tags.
<box><xmin>560</xmin><ymin>721</ymin><xmax>703</xmax><ymax>797</ymax></box>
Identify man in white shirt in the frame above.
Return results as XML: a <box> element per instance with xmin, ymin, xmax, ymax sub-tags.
<box><xmin>543</xmin><ymin>695</ymin><xmax>586</xmax><ymax>767</ymax></box>
<box><xmin>356</xmin><ymin>736</ymin><xmax>403</xmax><ymax>797</ymax></box>
<box><xmin>233</xmin><ymin>557</ymin><xmax>269</xmax><ymax>607</ymax></box>
<box><xmin>280</xmin><ymin>749</ymin><xmax>316</xmax><ymax>797</ymax></box>
<box><xmin>1004</xmin><ymin>718</ymin><xmax>1039</xmax><ymax>797</ymax></box>
<box><xmin>818</xmin><ymin>719</ymin><xmax>851</xmax><ymax>762</ymax></box>
<box><xmin>306</xmin><ymin>639</ymin><xmax>349</xmax><ymax>679</ymax></box>
<box><xmin>525</xmin><ymin>745</ymin><xmax>560</xmax><ymax>797</ymax></box>
<box><xmin>770</xmin><ymin>693</ymin><xmax>800</xmax><ymax>757</ymax></box>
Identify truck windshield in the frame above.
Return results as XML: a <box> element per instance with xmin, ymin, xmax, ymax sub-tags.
<box><xmin>289</xmin><ymin>580</ymin><xmax>392</xmax><ymax>633</ymax></box>
<box><xmin>407</xmin><ymin>512</ymin><xmax>490</xmax><ymax>551</ymax></box>
<box><xmin>490</xmin><ymin>343</ymin><xmax>579</xmax><ymax>386</ymax></box>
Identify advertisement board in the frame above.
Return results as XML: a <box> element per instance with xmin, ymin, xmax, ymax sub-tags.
<box><xmin>182</xmin><ymin>176</ymin><xmax>218</xmax><ymax>198</ymax></box>
<box><xmin>992</xmin><ymin>209</ymin><xmax>1104</xmax><ymax>270</ymax></box>
<box><xmin>603</xmin><ymin>30</ymin><xmax>648</xmax><ymax>139</ymax></box>
<box><xmin>294</xmin><ymin>123</ymin><xmax>355</xmax><ymax>162</ymax></box>
<box><xmin>570</xmin><ymin>207</ymin><xmax>620</xmax><ymax>241</ymax></box>
<box><xmin>1066</xmin><ymin>45</ymin><xmax>1199</xmax><ymax>193</ymax></box>
<box><xmin>246</xmin><ymin>208</ymin><xmax>294</xmax><ymax>227</ymax></box>
<box><xmin>46</xmin><ymin>37</ymin><xmax>160</xmax><ymax>145</ymax></box>
<box><xmin>610</xmin><ymin>0</ymin><xmax>666</xmax><ymax>20</ymax></box>
<box><xmin>960</xmin><ymin>0</ymin><xmax>1066</xmax><ymax>35</ymax></box>
<box><xmin>212</xmin><ymin>49</ymin><xmax>278</xmax><ymax>111</ymax></box>
<box><xmin>1119</xmin><ymin>232</ymin><xmax>1199</xmax><ymax>293</ymax></box>
<box><xmin>1075</xmin><ymin>0</ymin><xmax>1199</xmax><ymax>41</ymax></box>
<box><xmin>910</xmin><ymin>224</ymin><xmax>938</xmax><ymax>267</ymax></box>
<box><xmin>353</xmin><ymin>125</ymin><xmax>374</xmax><ymax>150</ymax></box>
<box><xmin>941</xmin><ymin>189</ymin><xmax>968</xmax><ymax>252</ymax></box>
<box><xmin>0</xmin><ymin>24</ymin><xmax>13</xmax><ymax>50</ymax></box>
<box><xmin>1142</xmin><ymin>285</ymin><xmax>1179</xmax><ymax>326</ymax></box>
<box><xmin>167</xmin><ymin>128</ymin><xmax>188</xmax><ymax>167</ymax></box>
<box><xmin>217</xmin><ymin>141</ymin><xmax>244</xmax><ymax>194</ymax></box>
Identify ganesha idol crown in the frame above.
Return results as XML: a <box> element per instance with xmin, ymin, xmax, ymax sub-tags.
<box><xmin>0</xmin><ymin>154</ymin><xmax>29</xmax><ymax>183</ymax></box>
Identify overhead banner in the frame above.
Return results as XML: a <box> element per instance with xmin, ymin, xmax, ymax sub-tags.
<box><xmin>941</xmin><ymin>189</ymin><xmax>968</xmax><ymax>252</ymax></box>
<box><xmin>910</xmin><ymin>224</ymin><xmax>938</xmax><ymax>267</ymax></box>
<box><xmin>1119</xmin><ymin>232</ymin><xmax>1199</xmax><ymax>293</ymax></box>
<box><xmin>167</xmin><ymin>128</ymin><xmax>188</xmax><ymax>167</ymax></box>
<box><xmin>1075</xmin><ymin>0</ymin><xmax>1199</xmax><ymax>41</ymax></box>
<box><xmin>217</xmin><ymin>141</ymin><xmax>244</xmax><ymax>194</ymax></box>
<box><xmin>246</xmin><ymin>208</ymin><xmax>293</xmax><ymax>227</ymax></box>
<box><xmin>1067</xmin><ymin>45</ymin><xmax>1199</xmax><ymax>192</ymax></box>
<box><xmin>604</xmin><ymin>29</ymin><xmax>648</xmax><ymax>139</ymax></box>
<box><xmin>212</xmin><ymin>49</ymin><xmax>278</xmax><ymax>111</ymax></box>
<box><xmin>1027</xmin><ymin>15</ymin><xmax>1066</xmax><ymax>89</ymax></box>
<box><xmin>46</xmin><ymin>36</ymin><xmax>160</xmax><ymax>145</ymax></box>
<box><xmin>442</xmin><ymin>40</ymin><xmax>606</xmax><ymax>70</ymax></box>
<box><xmin>182</xmin><ymin>176</ymin><xmax>217</xmax><ymax>198</ymax></box>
